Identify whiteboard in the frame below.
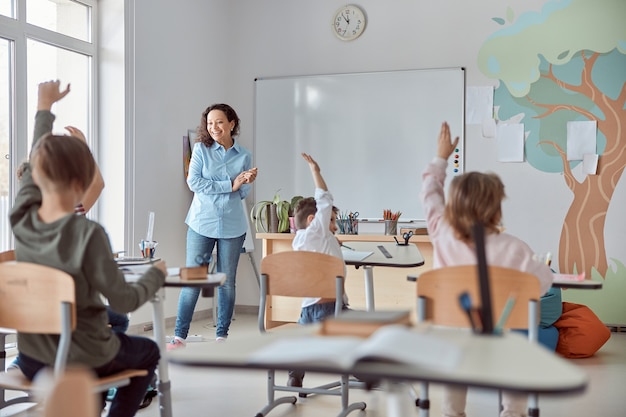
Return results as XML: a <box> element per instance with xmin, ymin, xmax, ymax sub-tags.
<box><xmin>253</xmin><ymin>68</ymin><xmax>465</xmax><ymax>221</ymax></box>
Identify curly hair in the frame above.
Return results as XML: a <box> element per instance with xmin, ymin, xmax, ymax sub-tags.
<box><xmin>196</xmin><ymin>103</ymin><xmax>240</xmax><ymax>147</ymax></box>
<box><xmin>443</xmin><ymin>171</ymin><xmax>505</xmax><ymax>243</ymax></box>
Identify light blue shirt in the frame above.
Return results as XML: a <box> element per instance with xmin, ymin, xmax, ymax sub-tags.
<box><xmin>185</xmin><ymin>140</ymin><xmax>252</xmax><ymax>238</ymax></box>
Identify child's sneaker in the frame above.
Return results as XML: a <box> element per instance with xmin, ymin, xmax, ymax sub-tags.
<box><xmin>215</xmin><ymin>336</ymin><xmax>227</xmax><ymax>343</ymax></box>
<box><xmin>166</xmin><ymin>337</ymin><xmax>186</xmax><ymax>351</ymax></box>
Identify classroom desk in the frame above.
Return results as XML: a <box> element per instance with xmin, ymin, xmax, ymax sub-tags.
<box><xmin>551</xmin><ymin>278</ymin><xmax>603</xmax><ymax>289</ymax></box>
<box><xmin>123</xmin><ymin>265</ymin><xmax>225</xmax><ymax>417</ymax></box>
<box><xmin>168</xmin><ymin>325</ymin><xmax>588</xmax><ymax>417</ymax></box>
<box><xmin>342</xmin><ymin>241</ymin><xmax>424</xmax><ymax>311</ymax></box>
<box><xmin>257</xmin><ymin>233</ymin><xmax>432</xmax><ymax>326</ymax></box>
<box><xmin>407</xmin><ymin>273</ymin><xmax>604</xmax><ymax>290</ymax></box>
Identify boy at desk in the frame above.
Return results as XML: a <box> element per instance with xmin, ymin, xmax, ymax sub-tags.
<box><xmin>287</xmin><ymin>153</ymin><xmax>350</xmax><ymax>388</ymax></box>
<box><xmin>10</xmin><ymin>80</ymin><xmax>167</xmax><ymax>417</ymax></box>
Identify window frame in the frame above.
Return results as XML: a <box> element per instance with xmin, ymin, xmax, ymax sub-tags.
<box><xmin>0</xmin><ymin>0</ymin><xmax>98</xmax><ymax>243</ymax></box>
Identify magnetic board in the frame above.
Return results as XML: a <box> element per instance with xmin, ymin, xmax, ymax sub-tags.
<box><xmin>253</xmin><ymin>68</ymin><xmax>465</xmax><ymax>221</ymax></box>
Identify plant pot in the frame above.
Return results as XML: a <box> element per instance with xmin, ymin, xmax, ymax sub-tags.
<box><xmin>268</xmin><ymin>204</ymin><xmax>279</xmax><ymax>233</ymax></box>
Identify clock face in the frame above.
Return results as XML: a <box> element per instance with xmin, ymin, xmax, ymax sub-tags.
<box><xmin>333</xmin><ymin>5</ymin><xmax>366</xmax><ymax>41</ymax></box>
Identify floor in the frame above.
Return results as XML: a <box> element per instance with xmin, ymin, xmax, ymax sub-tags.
<box><xmin>3</xmin><ymin>313</ymin><xmax>625</xmax><ymax>417</ymax></box>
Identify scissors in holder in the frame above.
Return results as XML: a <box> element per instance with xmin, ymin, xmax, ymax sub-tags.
<box><xmin>402</xmin><ymin>231</ymin><xmax>414</xmax><ymax>245</ymax></box>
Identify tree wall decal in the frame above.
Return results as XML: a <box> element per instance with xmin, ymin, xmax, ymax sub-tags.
<box><xmin>477</xmin><ymin>0</ymin><xmax>626</xmax><ymax>278</ymax></box>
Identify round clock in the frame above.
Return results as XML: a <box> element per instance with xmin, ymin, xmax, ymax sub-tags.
<box><xmin>332</xmin><ymin>4</ymin><xmax>367</xmax><ymax>41</ymax></box>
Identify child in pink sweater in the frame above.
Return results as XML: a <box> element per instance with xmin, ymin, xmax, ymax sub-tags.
<box><xmin>421</xmin><ymin>122</ymin><xmax>553</xmax><ymax>417</ymax></box>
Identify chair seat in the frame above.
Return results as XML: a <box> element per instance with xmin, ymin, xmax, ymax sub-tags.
<box><xmin>0</xmin><ymin>368</ymin><xmax>147</xmax><ymax>394</ymax></box>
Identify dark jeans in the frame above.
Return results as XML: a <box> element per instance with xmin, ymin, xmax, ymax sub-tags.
<box><xmin>19</xmin><ymin>333</ymin><xmax>160</xmax><ymax>417</ymax></box>
<box><xmin>106</xmin><ymin>306</ymin><xmax>129</xmax><ymax>333</ymax></box>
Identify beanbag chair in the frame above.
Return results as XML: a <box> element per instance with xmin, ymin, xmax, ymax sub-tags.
<box><xmin>553</xmin><ymin>302</ymin><xmax>610</xmax><ymax>358</ymax></box>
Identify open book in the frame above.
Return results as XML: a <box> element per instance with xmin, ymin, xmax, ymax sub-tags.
<box><xmin>248</xmin><ymin>325</ymin><xmax>461</xmax><ymax>372</ymax></box>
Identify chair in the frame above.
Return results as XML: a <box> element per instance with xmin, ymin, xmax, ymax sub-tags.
<box><xmin>0</xmin><ymin>260</ymin><xmax>148</xmax><ymax>413</ymax></box>
<box><xmin>33</xmin><ymin>367</ymin><xmax>99</xmax><ymax>417</ymax></box>
<box><xmin>412</xmin><ymin>265</ymin><xmax>541</xmax><ymax>417</ymax></box>
<box><xmin>257</xmin><ymin>251</ymin><xmax>366</xmax><ymax>417</ymax></box>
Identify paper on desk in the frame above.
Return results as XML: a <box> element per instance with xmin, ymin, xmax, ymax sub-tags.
<box><xmin>342</xmin><ymin>250</ymin><xmax>373</xmax><ymax>262</ymax></box>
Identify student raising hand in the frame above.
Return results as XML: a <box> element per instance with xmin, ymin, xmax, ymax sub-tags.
<box><xmin>436</xmin><ymin>121</ymin><xmax>460</xmax><ymax>160</ymax></box>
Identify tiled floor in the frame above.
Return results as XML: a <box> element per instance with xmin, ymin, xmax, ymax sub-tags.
<box><xmin>3</xmin><ymin>313</ymin><xmax>625</xmax><ymax>416</ymax></box>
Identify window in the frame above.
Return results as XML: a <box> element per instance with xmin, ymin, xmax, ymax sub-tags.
<box><xmin>0</xmin><ymin>0</ymin><xmax>97</xmax><ymax>252</ymax></box>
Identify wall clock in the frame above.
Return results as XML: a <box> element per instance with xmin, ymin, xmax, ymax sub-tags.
<box><xmin>332</xmin><ymin>4</ymin><xmax>366</xmax><ymax>41</ymax></box>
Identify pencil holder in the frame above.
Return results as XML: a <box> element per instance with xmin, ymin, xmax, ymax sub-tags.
<box><xmin>384</xmin><ymin>220</ymin><xmax>398</xmax><ymax>235</ymax></box>
<box><xmin>337</xmin><ymin>219</ymin><xmax>358</xmax><ymax>235</ymax></box>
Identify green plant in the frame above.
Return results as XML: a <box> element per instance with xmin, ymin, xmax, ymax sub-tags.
<box><xmin>250</xmin><ymin>190</ymin><xmax>290</xmax><ymax>233</ymax></box>
<box><xmin>288</xmin><ymin>195</ymin><xmax>304</xmax><ymax>217</ymax></box>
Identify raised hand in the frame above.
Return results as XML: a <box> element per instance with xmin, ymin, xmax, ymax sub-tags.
<box><xmin>436</xmin><ymin>121</ymin><xmax>460</xmax><ymax>160</ymax></box>
<box><xmin>65</xmin><ymin>126</ymin><xmax>86</xmax><ymax>143</ymax></box>
<box><xmin>37</xmin><ymin>80</ymin><xmax>70</xmax><ymax>111</ymax></box>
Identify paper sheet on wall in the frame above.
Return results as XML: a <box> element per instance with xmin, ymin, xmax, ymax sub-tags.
<box><xmin>466</xmin><ymin>86</ymin><xmax>494</xmax><ymax>125</ymax></box>
<box><xmin>566</xmin><ymin>120</ymin><xmax>597</xmax><ymax>161</ymax></box>
<box><xmin>496</xmin><ymin>123</ymin><xmax>525</xmax><ymax>162</ymax></box>
<box><xmin>583</xmin><ymin>153</ymin><xmax>598</xmax><ymax>175</ymax></box>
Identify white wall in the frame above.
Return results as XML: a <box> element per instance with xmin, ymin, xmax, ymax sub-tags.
<box><xmin>105</xmin><ymin>0</ymin><xmax>624</xmax><ymax>325</ymax></box>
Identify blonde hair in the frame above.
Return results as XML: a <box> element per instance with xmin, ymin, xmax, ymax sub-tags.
<box><xmin>443</xmin><ymin>171</ymin><xmax>505</xmax><ymax>243</ymax></box>
<box><xmin>30</xmin><ymin>134</ymin><xmax>95</xmax><ymax>192</ymax></box>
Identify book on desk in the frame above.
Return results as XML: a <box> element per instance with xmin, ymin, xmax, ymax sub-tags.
<box><xmin>319</xmin><ymin>309</ymin><xmax>412</xmax><ymax>338</ymax></box>
<box><xmin>249</xmin><ymin>324</ymin><xmax>460</xmax><ymax>372</ymax></box>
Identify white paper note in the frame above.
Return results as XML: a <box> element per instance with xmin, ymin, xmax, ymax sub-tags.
<box><xmin>567</xmin><ymin>121</ymin><xmax>596</xmax><ymax>161</ymax></box>
<box><xmin>496</xmin><ymin>123</ymin><xmax>525</xmax><ymax>162</ymax></box>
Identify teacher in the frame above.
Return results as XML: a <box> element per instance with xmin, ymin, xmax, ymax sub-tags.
<box><xmin>168</xmin><ymin>103</ymin><xmax>257</xmax><ymax>349</ymax></box>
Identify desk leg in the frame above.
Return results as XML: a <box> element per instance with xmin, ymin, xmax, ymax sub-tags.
<box><xmin>385</xmin><ymin>381</ymin><xmax>415</xmax><ymax>417</ymax></box>
<box><xmin>151</xmin><ymin>288</ymin><xmax>172</xmax><ymax>417</ymax></box>
<box><xmin>363</xmin><ymin>266</ymin><xmax>375</xmax><ymax>312</ymax></box>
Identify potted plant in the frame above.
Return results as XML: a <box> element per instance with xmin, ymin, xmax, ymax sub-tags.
<box><xmin>250</xmin><ymin>190</ymin><xmax>290</xmax><ymax>233</ymax></box>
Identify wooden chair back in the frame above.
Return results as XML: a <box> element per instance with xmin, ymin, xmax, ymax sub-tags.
<box><xmin>259</xmin><ymin>251</ymin><xmax>345</xmax><ymax>331</ymax></box>
<box><xmin>417</xmin><ymin>265</ymin><xmax>540</xmax><ymax>332</ymax></box>
<box><xmin>0</xmin><ymin>250</ymin><xmax>15</xmax><ymax>263</ymax></box>
<box><xmin>0</xmin><ymin>260</ymin><xmax>148</xmax><ymax>403</ymax></box>
<box><xmin>34</xmin><ymin>367</ymin><xmax>99</xmax><ymax>417</ymax></box>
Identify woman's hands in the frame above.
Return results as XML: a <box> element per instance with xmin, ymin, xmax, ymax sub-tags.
<box><xmin>437</xmin><ymin>121</ymin><xmax>460</xmax><ymax>160</ymax></box>
<box><xmin>232</xmin><ymin>167</ymin><xmax>258</xmax><ymax>191</ymax></box>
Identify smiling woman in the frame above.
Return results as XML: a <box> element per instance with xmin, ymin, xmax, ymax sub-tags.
<box><xmin>170</xmin><ymin>103</ymin><xmax>257</xmax><ymax>348</ymax></box>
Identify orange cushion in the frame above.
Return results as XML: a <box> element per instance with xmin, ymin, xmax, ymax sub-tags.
<box><xmin>553</xmin><ymin>302</ymin><xmax>610</xmax><ymax>358</ymax></box>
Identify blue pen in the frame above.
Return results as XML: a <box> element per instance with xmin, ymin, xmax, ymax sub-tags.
<box><xmin>341</xmin><ymin>244</ymin><xmax>355</xmax><ymax>251</ymax></box>
<box><xmin>459</xmin><ymin>292</ymin><xmax>479</xmax><ymax>332</ymax></box>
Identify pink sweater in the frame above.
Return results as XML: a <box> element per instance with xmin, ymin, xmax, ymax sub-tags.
<box><xmin>421</xmin><ymin>157</ymin><xmax>552</xmax><ymax>295</ymax></box>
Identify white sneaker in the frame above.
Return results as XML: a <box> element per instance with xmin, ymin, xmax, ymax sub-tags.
<box><xmin>215</xmin><ymin>337</ymin><xmax>227</xmax><ymax>343</ymax></box>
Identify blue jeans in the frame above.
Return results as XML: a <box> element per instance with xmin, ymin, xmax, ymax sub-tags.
<box><xmin>19</xmin><ymin>333</ymin><xmax>159</xmax><ymax>417</ymax></box>
<box><xmin>289</xmin><ymin>301</ymin><xmax>349</xmax><ymax>380</ymax></box>
<box><xmin>174</xmin><ymin>227</ymin><xmax>245</xmax><ymax>339</ymax></box>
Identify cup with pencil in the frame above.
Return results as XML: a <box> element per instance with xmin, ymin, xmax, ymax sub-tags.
<box><xmin>383</xmin><ymin>209</ymin><xmax>401</xmax><ymax>235</ymax></box>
